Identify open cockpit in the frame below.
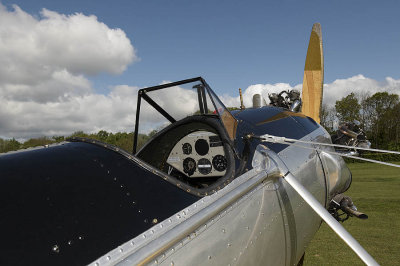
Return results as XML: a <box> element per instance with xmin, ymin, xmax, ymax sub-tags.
<box><xmin>133</xmin><ymin>77</ymin><xmax>238</xmax><ymax>193</ymax></box>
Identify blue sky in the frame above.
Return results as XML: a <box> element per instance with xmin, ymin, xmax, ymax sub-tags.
<box><xmin>2</xmin><ymin>0</ymin><xmax>399</xmax><ymax>93</ymax></box>
<box><xmin>0</xmin><ymin>0</ymin><xmax>399</xmax><ymax>138</ymax></box>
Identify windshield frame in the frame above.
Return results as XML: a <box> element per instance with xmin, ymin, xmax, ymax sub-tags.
<box><xmin>132</xmin><ymin>77</ymin><xmax>237</xmax><ymax>154</ymax></box>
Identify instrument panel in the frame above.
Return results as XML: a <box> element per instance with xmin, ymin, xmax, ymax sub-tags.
<box><xmin>167</xmin><ymin>131</ymin><xmax>227</xmax><ymax>178</ymax></box>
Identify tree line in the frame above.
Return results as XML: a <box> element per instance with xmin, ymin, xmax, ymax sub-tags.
<box><xmin>321</xmin><ymin>91</ymin><xmax>400</xmax><ymax>150</ymax></box>
<box><xmin>1</xmin><ymin>91</ymin><xmax>399</xmax><ymax>154</ymax></box>
<box><xmin>0</xmin><ymin>130</ymin><xmax>157</xmax><ymax>154</ymax></box>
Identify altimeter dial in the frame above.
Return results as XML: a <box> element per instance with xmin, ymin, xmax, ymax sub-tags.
<box><xmin>198</xmin><ymin>158</ymin><xmax>212</xmax><ymax>175</ymax></box>
<box><xmin>212</xmin><ymin>155</ymin><xmax>227</xmax><ymax>172</ymax></box>
<box><xmin>182</xmin><ymin>143</ymin><xmax>192</xmax><ymax>155</ymax></box>
<box><xmin>183</xmin><ymin>157</ymin><xmax>196</xmax><ymax>176</ymax></box>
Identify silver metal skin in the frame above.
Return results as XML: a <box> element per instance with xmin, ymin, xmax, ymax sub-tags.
<box><xmin>284</xmin><ymin>172</ymin><xmax>377</xmax><ymax>265</ymax></box>
<box><xmin>252</xmin><ymin>94</ymin><xmax>265</xmax><ymax>108</ymax></box>
<box><xmin>319</xmin><ymin>151</ymin><xmax>352</xmax><ymax>199</ymax></box>
<box><xmin>289</xmin><ymin>100</ymin><xmax>301</xmax><ymax>112</ymax></box>
<box><xmin>264</xmin><ymin>148</ymin><xmax>378</xmax><ymax>265</ymax></box>
<box><xmin>90</xmin><ymin>127</ymin><xmax>352</xmax><ymax>266</ymax></box>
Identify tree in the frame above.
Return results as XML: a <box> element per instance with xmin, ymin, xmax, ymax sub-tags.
<box><xmin>335</xmin><ymin>92</ymin><xmax>360</xmax><ymax>123</ymax></box>
<box><xmin>362</xmin><ymin>92</ymin><xmax>399</xmax><ymax>148</ymax></box>
<box><xmin>320</xmin><ymin>104</ymin><xmax>336</xmax><ymax>133</ymax></box>
<box><xmin>0</xmin><ymin>138</ymin><xmax>21</xmax><ymax>153</ymax></box>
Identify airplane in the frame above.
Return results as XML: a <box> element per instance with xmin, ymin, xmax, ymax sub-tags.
<box><xmin>1</xmin><ymin>23</ymin><xmax>390</xmax><ymax>266</ymax></box>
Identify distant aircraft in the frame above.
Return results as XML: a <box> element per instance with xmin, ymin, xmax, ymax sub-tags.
<box><xmin>2</xmin><ymin>23</ymin><xmax>392</xmax><ymax>266</ymax></box>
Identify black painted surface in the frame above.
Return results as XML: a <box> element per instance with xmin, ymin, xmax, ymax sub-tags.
<box><xmin>0</xmin><ymin>142</ymin><xmax>199</xmax><ymax>266</ymax></box>
<box><xmin>232</xmin><ymin>106</ymin><xmax>321</xmax><ymax>172</ymax></box>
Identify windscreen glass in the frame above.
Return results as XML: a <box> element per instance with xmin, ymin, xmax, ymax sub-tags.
<box><xmin>205</xmin><ymin>85</ymin><xmax>238</xmax><ymax>140</ymax></box>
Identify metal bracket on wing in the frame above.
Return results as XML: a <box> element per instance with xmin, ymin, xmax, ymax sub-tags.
<box><xmin>257</xmin><ymin>145</ymin><xmax>379</xmax><ymax>266</ymax></box>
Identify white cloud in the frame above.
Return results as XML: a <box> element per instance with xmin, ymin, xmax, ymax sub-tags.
<box><xmin>0</xmin><ymin>5</ymin><xmax>399</xmax><ymax>140</ymax></box>
<box><xmin>221</xmin><ymin>75</ymin><xmax>400</xmax><ymax>109</ymax></box>
<box><xmin>0</xmin><ymin>4</ymin><xmax>136</xmax><ymax>102</ymax></box>
<box><xmin>1</xmin><ymin>75</ymin><xmax>399</xmax><ymax>139</ymax></box>
<box><xmin>0</xmin><ymin>4</ymin><xmax>139</xmax><ymax>139</ymax></box>
<box><xmin>323</xmin><ymin>75</ymin><xmax>400</xmax><ymax>106</ymax></box>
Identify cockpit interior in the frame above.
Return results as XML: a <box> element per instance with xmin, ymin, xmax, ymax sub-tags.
<box><xmin>134</xmin><ymin>77</ymin><xmax>237</xmax><ymax>191</ymax></box>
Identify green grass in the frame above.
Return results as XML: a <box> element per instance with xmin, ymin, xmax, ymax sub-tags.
<box><xmin>304</xmin><ymin>162</ymin><xmax>400</xmax><ymax>266</ymax></box>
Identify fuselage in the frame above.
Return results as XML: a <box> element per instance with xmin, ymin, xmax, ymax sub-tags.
<box><xmin>0</xmin><ymin>104</ymin><xmax>351</xmax><ymax>266</ymax></box>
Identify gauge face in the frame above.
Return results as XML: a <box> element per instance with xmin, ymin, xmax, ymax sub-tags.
<box><xmin>183</xmin><ymin>158</ymin><xmax>196</xmax><ymax>176</ymax></box>
<box><xmin>212</xmin><ymin>155</ymin><xmax>227</xmax><ymax>172</ymax></box>
<box><xmin>195</xmin><ymin>139</ymin><xmax>209</xmax><ymax>156</ymax></box>
<box><xmin>182</xmin><ymin>143</ymin><xmax>192</xmax><ymax>155</ymax></box>
<box><xmin>198</xmin><ymin>158</ymin><xmax>212</xmax><ymax>175</ymax></box>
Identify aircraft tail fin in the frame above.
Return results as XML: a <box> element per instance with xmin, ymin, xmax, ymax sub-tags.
<box><xmin>301</xmin><ymin>23</ymin><xmax>324</xmax><ymax>123</ymax></box>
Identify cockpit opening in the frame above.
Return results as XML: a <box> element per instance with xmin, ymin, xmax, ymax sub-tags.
<box><xmin>133</xmin><ymin>77</ymin><xmax>237</xmax><ymax>191</ymax></box>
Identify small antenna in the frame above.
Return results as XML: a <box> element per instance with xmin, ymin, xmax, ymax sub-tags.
<box><xmin>239</xmin><ymin>88</ymin><xmax>245</xmax><ymax>110</ymax></box>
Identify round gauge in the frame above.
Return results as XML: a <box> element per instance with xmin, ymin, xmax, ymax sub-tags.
<box><xmin>183</xmin><ymin>158</ymin><xmax>196</xmax><ymax>176</ymax></box>
<box><xmin>195</xmin><ymin>139</ymin><xmax>209</xmax><ymax>156</ymax></box>
<box><xmin>198</xmin><ymin>158</ymin><xmax>212</xmax><ymax>175</ymax></box>
<box><xmin>212</xmin><ymin>155</ymin><xmax>227</xmax><ymax>172</ymax></box>
<box><xmin>182</xmin><ymin>143</ymin><xmax>192</xmax><ymax>155</ymax></box>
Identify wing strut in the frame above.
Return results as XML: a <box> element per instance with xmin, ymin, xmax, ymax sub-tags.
<box><xmin>263</xmin><ymin>148</ymin><xmax>379</xmax><ymax>266</ymax></box>
<box><xmin>283</xmin><ymin>172</ymin><xmax>378</xmax><ymax>265</ymax></box>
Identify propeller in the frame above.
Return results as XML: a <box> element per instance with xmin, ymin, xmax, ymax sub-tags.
<box><xmin>301</xmin><ymin>23</ymin><xmax>324</xmax><ymax>124</ymax></box>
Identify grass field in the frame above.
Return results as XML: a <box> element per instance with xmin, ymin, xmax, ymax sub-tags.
<box><xmin>304</xmin><ymin>162</ymin><xmax>400</xmax><ymax>266</ymax></box>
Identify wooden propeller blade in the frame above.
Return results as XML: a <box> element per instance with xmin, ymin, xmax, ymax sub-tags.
<box><xmin>301</xmin><ymin>23</ymin><xmax>324</xmax><ymax>123</ymax></box>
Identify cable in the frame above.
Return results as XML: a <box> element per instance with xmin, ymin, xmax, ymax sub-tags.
<box><xmin>259</xmin><ymin>134</ymin><xmax>400</xmax><ymax>155</ymax></box>
<box><xmin>257</xmin><ymin>134</ymin><xmax>400</xmax><ymax>169</ymax></box>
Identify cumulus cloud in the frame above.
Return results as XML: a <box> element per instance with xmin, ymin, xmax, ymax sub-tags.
<box><xmin>323</xmin><ymin>75</ymin><xmax>400</xmax><ymax>106</ymax></box>
<box><xmin>220</xmin><ymin>75</ymin><xmax>400</xmax><ymax>109</ymax></box>
<box><xmin>1</xmin><ymin>74</ymin><xmax>400</xmax><ymax>139</ymax></box>
<box><xmin>0</xmin><ymin>4</ymin><xmax>136</xmax><ymax>102</ymax></box>
<box><xmin>0</xmin><ymin>5</ymin><xmax>399</xmax><ymax>140</ymax></box>
<box><xmin>0</xmin><ymin>4</ymin><xmax>139</xmax><ymax>139</ymax></box>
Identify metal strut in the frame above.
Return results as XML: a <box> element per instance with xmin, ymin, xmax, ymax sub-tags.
<box><xmin>259</xmin><ymin>134</ymin><xmax>400</xmax><ymax>155</ymax></box>
<box><xmin>257</xmin><ymin>134</ymin><xmax>400</xmax><ymax>169</ymax></box>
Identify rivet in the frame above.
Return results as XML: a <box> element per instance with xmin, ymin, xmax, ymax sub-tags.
<box><xmin>106</xmin><ymin>255</ymin><xmax>111</xmax><ymax>261</ymax></box>
<box><xmin>52</xmin><ymin>244</ymin><xmax>60</xmax><ymax>253</ymax></box>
